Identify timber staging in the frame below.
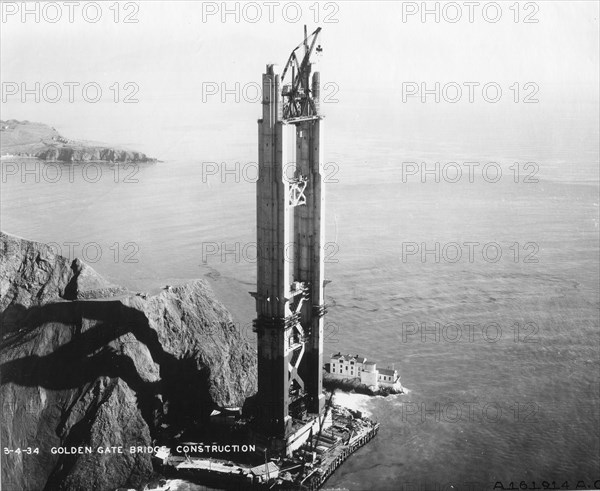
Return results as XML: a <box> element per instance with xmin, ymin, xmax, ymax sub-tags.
<box><xmin>158</xmin><ymin>404</ymin><xmax>379</xmax><ymax>490</ymax></box>
<box><xmin>300</xmin><ymin>417</ymin><xmax>380</xmax><ymax>491</ymax></box>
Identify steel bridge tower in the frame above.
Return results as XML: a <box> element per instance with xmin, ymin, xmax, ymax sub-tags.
<box><xmin>251</xmin><ymin>26</ymin><xmax>326</xmax><ymax>453</ymax></box>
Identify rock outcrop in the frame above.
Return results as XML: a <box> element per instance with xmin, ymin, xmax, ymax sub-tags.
<box><xmin>0</xmin><ymin>120</ymin><xmax>156</xmax><ymax>163</ymax></box>
<box><xmin>33</xmin><ymin>147</ymin><xmax>152</xmax><ymax>163</ymax></box>
<box><xmin>323</xmin><ymin>370</ymin><xmax>403</xmax><ymax>397</ymax></box>
<box><xmin>0</xmin><ymin>232</ymin><xmax>256</xmax><ymax>490</ymax></box>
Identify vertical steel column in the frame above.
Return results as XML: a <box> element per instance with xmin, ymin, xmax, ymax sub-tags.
<box><xmin>256</xmin><ymin>64</ymin><xmax>293</xmax><ymax>435</ymax></box>
<box><xmin>294</xmin><ymin>71</ymin><xmax>325</xmax><ymax>415</ymax></box>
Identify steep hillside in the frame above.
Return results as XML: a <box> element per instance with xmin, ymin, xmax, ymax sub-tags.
<box><xmin>0</xmin><ymin>120</ymin><xmax>156</xmax><ymax>163</ymax></box>
<box><xmin>0</xmin><ymin>232</ymin><xmax>256</xmax><ymax>490</ymax></box>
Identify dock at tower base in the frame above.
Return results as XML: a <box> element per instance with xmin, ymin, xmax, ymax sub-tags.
<box><xmin>156</xmin><ymin>403</ymin><xmax>379</xmax><ymax>490</ymax></box>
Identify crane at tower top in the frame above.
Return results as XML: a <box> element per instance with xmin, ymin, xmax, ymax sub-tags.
<box><xmin>280</xmin><ymin>25</ymin><xmax>322</xmax><ymax>121</ymax></box>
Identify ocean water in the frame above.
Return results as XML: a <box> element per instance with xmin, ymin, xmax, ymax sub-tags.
<box><xmin>1</xmin><ymin>96</ymin><xmax>598</xmax><ymax>490</ymax></box>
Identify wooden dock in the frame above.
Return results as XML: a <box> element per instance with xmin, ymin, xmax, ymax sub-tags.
<box><xmin>300</xmin><ymin>421</ymin><xmax>380</xmax><ymax>491</ymax></box>
<box><xmin>160</xmin><ymin>405</ymin><xmax>380</xmax><ymax>490</ymax></box>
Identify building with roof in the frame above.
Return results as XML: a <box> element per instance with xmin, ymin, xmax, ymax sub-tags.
<box><xmin>330</xmin><ymin>353</ymin><xmax>367</xmax><ymax>378</ymax></box>
<box><xmin>377</xmin><ymin>368</ymin><xmax>399</xmax><ymax>386</ymax></box>
<box><xmin>328</xmin><ymin>353</ymin><xmax>399</xmax><ymax>390</ymax></box>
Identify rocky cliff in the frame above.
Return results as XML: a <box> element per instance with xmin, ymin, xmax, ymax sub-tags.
<box><xmin>0</xmin><ymin>120</ymin><xmax>156</xmax><ymax>163</ymax></box>
<box><xmin>0</xmin><ymin>232</ymin><xmax>256</xmax><ymax>490</ymax></box>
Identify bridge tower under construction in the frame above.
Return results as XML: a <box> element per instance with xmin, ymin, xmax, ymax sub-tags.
<box><xmin>250</xmin><ymin>26</ymin><xmax>328</xmax><ymax>454</ymax></box>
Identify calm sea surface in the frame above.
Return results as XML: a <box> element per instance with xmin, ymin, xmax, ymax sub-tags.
<box><xmin>1</xmin><ymin>97</ymin><xmax>598</xmax><ymax>490</ymax></box>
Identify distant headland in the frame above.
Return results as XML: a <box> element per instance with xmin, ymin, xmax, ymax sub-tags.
<box><xmin>0</xmin><ymin>120</ymin><xmax>157</xmax><ymax>163</ymax></box>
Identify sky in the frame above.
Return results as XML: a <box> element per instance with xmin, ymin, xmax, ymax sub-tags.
<box><xmin>1</xmin><ymin>1</ymin><xmax>598</xmax><ymax>156</ymax></box>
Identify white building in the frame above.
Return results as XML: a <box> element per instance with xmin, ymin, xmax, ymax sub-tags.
<box><xmin>328</xmin><ymin>353</ymin><xmax>399</xmax><ymax>390</ymax></box>
<box><xmin>361</xmin><ymin>361</ymin><xmax>378</xmax><ymax>387</ymax></box>
<box><xmin>377</xmin><ymin>368</ymin><xmax>399</xmax><ymax>387</ymax></box>
<box><xmin>330</xmin><ymin>353</ymin><xmax>367</xmax><ymax>378</ymax></box>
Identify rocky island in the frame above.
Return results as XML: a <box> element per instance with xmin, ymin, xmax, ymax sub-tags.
<box><xmin>0</xmin><ymin>232</ymin><xmax>256</xmax><ymax>490</ymax></box>
<box><xmin>323</xmin><ymin>371</ymin><xmax>404</xmax><ymax>397</ymax></box>
<box><xmin>0</xmin><ymin>120</ymin><xmax>157</xmax><ymax>163</ymax></box>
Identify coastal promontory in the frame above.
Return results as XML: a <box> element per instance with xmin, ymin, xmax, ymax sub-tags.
<box><xmin>0</xmin><ymin>232</ymin><xmax>256</xmax><ymax>490</ymax></box>
<box><xmin>0</xmin><ymin>120</ymin><xmax>156</xmax><ymax>163</ymax></box>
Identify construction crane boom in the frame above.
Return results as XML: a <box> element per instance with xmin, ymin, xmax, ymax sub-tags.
<box><xmin>280</xmin><ymin>25</ymin><xmax>323</xmax><ymax>120</ymax></box>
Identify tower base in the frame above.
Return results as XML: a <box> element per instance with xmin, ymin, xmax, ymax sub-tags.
<box><xmin>248</xmin><ymin>411</ymin><xmax>333</xmax><ymax>458</ymax></box>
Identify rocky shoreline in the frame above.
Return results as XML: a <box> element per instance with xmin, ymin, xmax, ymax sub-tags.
<box><xmin>1</xmin><ymin>120</ymin><xmax>157</xmax><ymax>163</ymax></box>
<box><xmin>0</xmin><ymin>232</ymin><xmax>256</xmax><ymax>490</ymax></box>
<box><xmin>322</xmin><ymin>371</ymin><xmax>404</xmax><ymax>397</ymax></box>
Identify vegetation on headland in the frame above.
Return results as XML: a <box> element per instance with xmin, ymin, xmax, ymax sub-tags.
<box><xmin>0</xmin><ymin>120</ymin><xmax>157</xmax><ymax>163</ymax></box>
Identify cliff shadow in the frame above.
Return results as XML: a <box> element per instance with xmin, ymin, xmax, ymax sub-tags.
<box><xmin>0</xmin><ymin>299</ymin><xmax>217</xmax><ymax>432</ymax></box>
